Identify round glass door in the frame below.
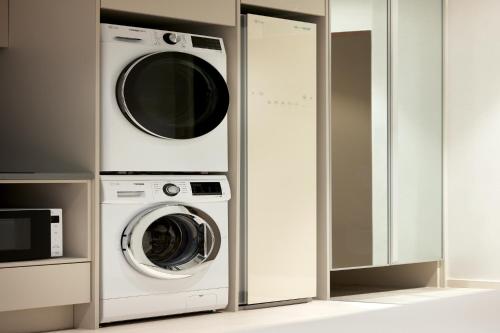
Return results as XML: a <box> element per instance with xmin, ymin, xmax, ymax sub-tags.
<box><xmin>122</xmin><ymin>205</ymin><xmax>221</xmax><ymax>279</ymax></box>
<box><xmin>116</xmin><ymin>51</ymin><xmax>230</xmax><ymax>139</ymax></box>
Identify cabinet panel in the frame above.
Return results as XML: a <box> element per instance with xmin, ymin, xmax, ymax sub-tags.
<box><xmin>0</xmin><ymin>0</ymin><xmax>98</xmax><ymax>173</ymax></box>
<box><xmin>242</xmin><ymin>0</ymin><xmax>325</xmax><ymax>16</ymax></box>
<box><xmin>391</xmin><ymin>0</ymin><xmax>443</xmax><ymax>264</ymax></box>
<box><xmin>101</xmin><ymin>0</ymin><xmax>236</xmax><ymax>26</ymax></box>
<box><xmin>0</xmin><ymin>263</ymin><xmax>90</xmax><ymax>312</ymax></box>
<box><xmin>241</xmin><ymin>15</ymin><xmax>317</xmax><ymax>305</ymax></box>
<box><xmin>0</xmin><ymin>0</ymin><xmax>7</xmax><ymax>47</ymax></box>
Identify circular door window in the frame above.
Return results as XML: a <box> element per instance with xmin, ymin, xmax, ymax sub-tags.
<box><xmin>122</xmin><ymin>205</ymin><xmax>221</xmax><ymax>279</ymax></box>
<box><xmin>116</xmin><ymin>51</ymin><xmax>230</xmax><ymax>139</ymax></box>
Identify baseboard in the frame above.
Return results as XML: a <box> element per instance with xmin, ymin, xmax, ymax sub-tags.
<box><xmin>239</xmin><ymin>298</ymin><xmax>312</xmax><ymax>310</ymax></box>
<box><xmin>447</xmin><ymin>279</ymin><xmax>500</xmax><ymax>289</ymax></box>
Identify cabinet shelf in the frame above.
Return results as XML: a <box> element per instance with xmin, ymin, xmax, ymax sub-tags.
<box><xmin>0</xmin><ymin>257</ymin><xmax>91</xmax><ymax>269</ymax></box>
<box><xmin>0</xmin><ymin>172</ymin><xmax>93</xmax><ymax>183</ymax></box>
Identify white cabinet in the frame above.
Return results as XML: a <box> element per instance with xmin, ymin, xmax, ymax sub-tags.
<box><xmin>391</xmin><ymin>0</ymin><xmax>443</xmax><ymax>264</ymax></box>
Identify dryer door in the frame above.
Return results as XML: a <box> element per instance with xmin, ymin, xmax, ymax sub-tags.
<box><xmin>122</xmin><ymin>204</ymin><xmax>221</xmax><ymax>279</ymax></box>
<box><xmin>116</xmin><ymin>51</ymin><xmax>229</xmax><ymax>139</ymax></box>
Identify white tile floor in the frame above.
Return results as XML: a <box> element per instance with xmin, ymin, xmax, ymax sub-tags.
<box><xmin>54</xmin><ymin>288</ymin><xmax>500</xmax><ymax>333</ymax></box>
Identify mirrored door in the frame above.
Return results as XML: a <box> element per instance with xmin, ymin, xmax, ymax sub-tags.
<box><xmin>331</xmin><ymin>0</ymin><xmax>389</xmax><ymax>269</ymax></box>
<box><xmin>391</xmin><ymin>0</ymin><xmax>443</xmax><ymax>264</ymax></box>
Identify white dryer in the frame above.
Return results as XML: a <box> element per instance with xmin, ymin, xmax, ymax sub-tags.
<box><xmin>101</xmin><ymin>24</ymin><xmax>229</xmax><ymax>172</ymax></box>
<box><xmin>100</xmin><ymin>175</ymin><xmax>230</xmax><ymax>323</ymax></box>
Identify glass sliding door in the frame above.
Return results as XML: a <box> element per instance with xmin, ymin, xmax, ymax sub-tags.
<box><xmin>391</xmin><ymin>0</ymin><xmax>443</xmax><ymax>264</ymax></box>
<box><xmin>331</xmin><ymin>0</ymin><xmax>389</xmax><ymax>268</ymax></box>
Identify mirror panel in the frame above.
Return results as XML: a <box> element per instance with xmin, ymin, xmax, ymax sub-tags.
<box><xmin>331</xmin><ymin>0</ymin><xmax>389</xmax><ymax>269</ymax></box>
<box><xmin>391</xmin><ymin>0</ymin><xmax>443</xmax><ymax>264</ymax></box>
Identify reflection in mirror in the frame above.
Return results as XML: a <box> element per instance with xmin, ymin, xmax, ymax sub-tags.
<box><xmin>331</xmin><ymin>0</ymin><xmax>388</xmax><ymax>269</ymax></box>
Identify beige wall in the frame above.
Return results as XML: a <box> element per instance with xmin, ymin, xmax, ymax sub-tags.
<box><xmin>0</xmin><ymin>0</ymin><xmax>98</xmax><ymax>173</ymax></box>
<box><xmin>446</xmin><ymin>0</ymin><xmax>500</xmax><ymax>285</ymax></box>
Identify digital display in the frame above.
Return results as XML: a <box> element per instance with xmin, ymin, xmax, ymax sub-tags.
<box><xmin>0</xmin><ymin>218</ymin><xmax>31</xmax><ymax>251</ymax></box>
<box><xmin>191</xmin><ymin>36</ymin><xmax>222</xmax><ymax>50</ymax></box>
<box><xmin>190</xmin><ymin>182</ymin><xmax>222</xmax><ymax>196</ymax></box>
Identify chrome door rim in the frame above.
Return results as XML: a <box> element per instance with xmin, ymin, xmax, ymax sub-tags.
<box><xmin>122</xmin><ymin>204</ymin><xmax>221</xmax><ymax>279</ymax></box>
<box><xmin>117</xmin><ymin>52</ymin><xmax>166</xmax><ymax>139</ymax></box>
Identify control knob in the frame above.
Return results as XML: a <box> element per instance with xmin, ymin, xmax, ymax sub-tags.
<box><xmin>163</xmin><ymin>183</ymin><xmax>180</xmax><ymax>196</ymax></box>
<box><xmin>163</xmin><ymin>33</ymin><xmax>180</xmax><ymax>45</ymax></box>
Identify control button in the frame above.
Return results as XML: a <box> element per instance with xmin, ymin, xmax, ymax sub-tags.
<box><xmin>163</xmin><ymin>183</ymin><xmax>180</xmax><ymax>196</ymax></box>
<box><xmin>163</xmin><ymin>33</ymin><xmax>180</xmax><ymax>45</ymax></box>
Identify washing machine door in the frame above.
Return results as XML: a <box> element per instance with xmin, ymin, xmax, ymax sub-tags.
<box><xmin>116</xmin><ymin>51</ymin><xmax>229</xmax><ymax>140</ymax></box>
<box><xmin>122</xmin><ymin>204</ymin><xmax>221</xmax><ymax>279</ymax></box>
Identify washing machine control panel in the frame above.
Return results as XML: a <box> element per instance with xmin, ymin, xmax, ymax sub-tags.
<box><xmin>100</xmin><ymin>177</ymin><xmax>231</xmax><ymax>203</ymax></box>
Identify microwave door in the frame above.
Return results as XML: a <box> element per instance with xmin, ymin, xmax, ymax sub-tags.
<box><xmin>0</xmin><ymin>210</ymin><xmax>52</xmax><ymax>262</ymax></box>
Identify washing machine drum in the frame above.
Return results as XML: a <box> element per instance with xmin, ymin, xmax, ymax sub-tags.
<box><xmin>116</xmin><ymin>51</ymin><xmax>229</xmax><ymax>140</ymax></box>
<box><xmin>122</xmin><ymin>205</ymin><xmax>221</xmax><ymax>279</ymax></box>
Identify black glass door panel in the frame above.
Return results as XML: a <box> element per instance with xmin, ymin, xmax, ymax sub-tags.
<box><xmin>0</xmin><ymin>210</ymin><xmax>51</xmax><ymax>262</ymax></box>
<box><xmin>142</xmin><ymin>214</ymin><xmax>204</xmax><ymax>269</ymax></box>
<box><xmin>116</xmin><ymin>52</ymin><xmax>229</xmax><ymax>139</ymax></box>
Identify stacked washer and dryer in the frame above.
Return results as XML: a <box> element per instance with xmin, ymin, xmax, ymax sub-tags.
<box><xmin>100</xmin><ymin>24</ymin><xmax>231</xmax><ymax>323</ymax></box>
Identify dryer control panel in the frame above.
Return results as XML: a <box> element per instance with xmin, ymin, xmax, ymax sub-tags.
<box><xmin>100</xmin><ymin>175</ymin><xmax>231</xmax><ymax>204</ymax></box>
<box><xmin>101</xmin><ymin>23</ymin><xmax>226</xmax><ymax>55</ymax></box>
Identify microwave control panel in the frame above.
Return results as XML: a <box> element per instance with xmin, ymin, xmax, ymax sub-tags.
<box><xmin>50</xmin><ymin>209</ymin><xmax>63</xmax><ymax>257</ymax></box>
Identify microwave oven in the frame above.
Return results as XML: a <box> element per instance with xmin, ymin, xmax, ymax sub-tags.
<box><xmin>0</xmin><ymin>209</ymin><xmax>63</xmax><ymax>262</ymax></box>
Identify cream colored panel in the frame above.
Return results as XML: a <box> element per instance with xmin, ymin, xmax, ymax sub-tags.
<box><xmin>246</xmin><ymin>14</ymin><xmax>317</xmax><ymax>304</ymax></box>
<box><xmin>101</xmin><ymin>0</ymin><xmax>236</xmax><ymax>26</ymax></box>
<box><xmin>242</xmin><ymin>0</ymin><xmax>325</xmax><ymax>16</ymax></box>
<box><xmin>0</xmin><ymin>263</ymin><xmax>90</xmax><ymax>312</ymax></box>
<box><xmin>0</xmin><ymin>0</ymin><xmax>7</xmax><ymax>47</ymax></box>
<box><xmin>0</xmin><ymin>305</ymin><xmax>74</xmax><ymax>333</ymax></box>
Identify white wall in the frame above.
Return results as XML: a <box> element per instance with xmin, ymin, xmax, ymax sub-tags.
<box><xmin>446</xmin><ymin>0</ymin><xmax>500</xmax><ymax>283</ymax></box>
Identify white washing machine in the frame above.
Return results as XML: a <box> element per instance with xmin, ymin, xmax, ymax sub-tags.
<box><xmin>100</xmin><ymin>175</ymin><xmax>230</xmax><ymax>323</ymax></box>
<box><xmin>101</xmin><ymin>24</ymin><xmax>229</xmax><ymax>172</ymax></box>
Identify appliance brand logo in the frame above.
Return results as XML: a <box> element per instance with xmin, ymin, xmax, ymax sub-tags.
<box><xmin>294</xmin><ymin>25</ymin><xmax>312</xmax><ymax>31</ymax></box>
